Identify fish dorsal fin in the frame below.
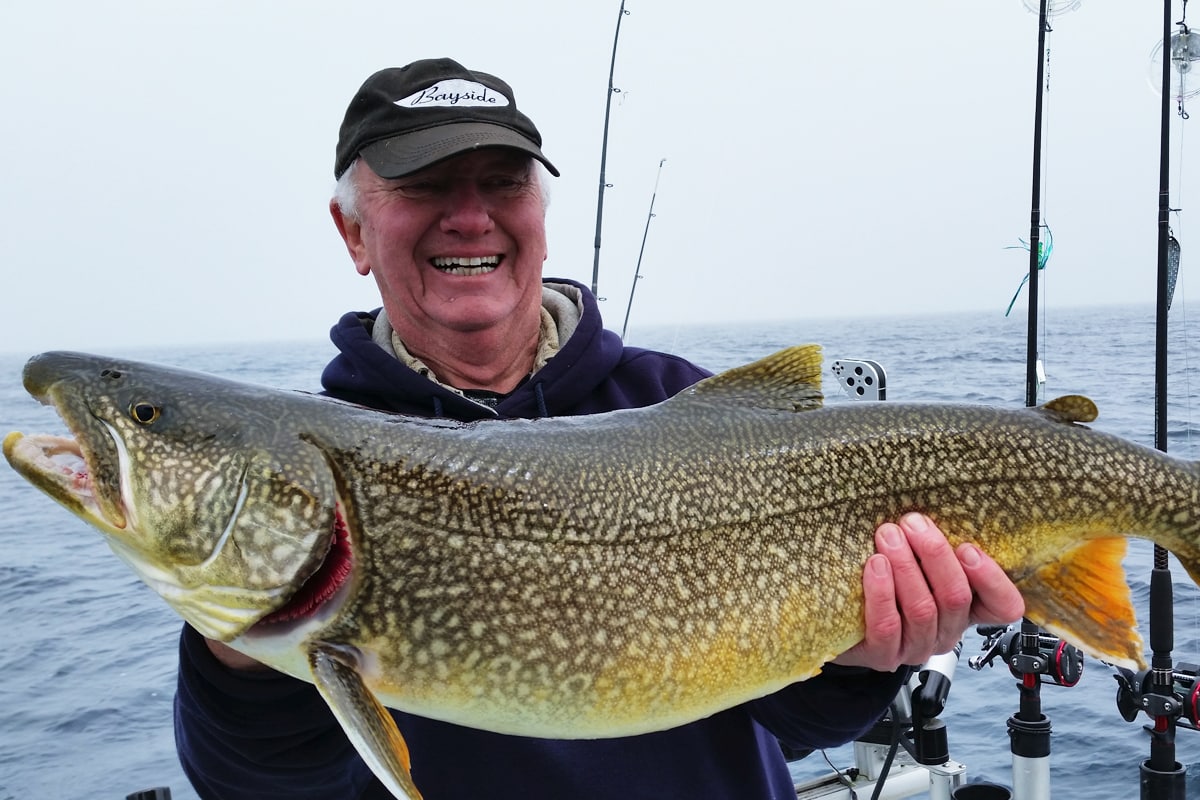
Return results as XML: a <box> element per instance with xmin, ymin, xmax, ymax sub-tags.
<box><xmin>1039</xmin><ymin>395</ymin><xmax>1098</xmax><ymax>424</ymax></box>
<box><xmin>681</xmin><ymin>345</ymin><xmax>824</xmax><ymax>412</ymax></box>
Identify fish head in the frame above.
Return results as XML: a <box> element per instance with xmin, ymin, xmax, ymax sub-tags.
<box><xmin>4</xmin><ymin>351</ymin><xmax>340</xmax><ymax>641</ymax></box>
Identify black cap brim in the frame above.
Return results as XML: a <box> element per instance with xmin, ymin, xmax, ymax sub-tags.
<box><xmin>359</xmin><ymin>122</ymin><xmax>560</xmax><ymax>179</ymax></box>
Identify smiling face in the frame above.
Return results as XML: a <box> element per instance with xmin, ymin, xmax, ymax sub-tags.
<box><xmin>334</xmin><ymin>149</ymin><xmax>549</xmax><ymax>347</ymax></box>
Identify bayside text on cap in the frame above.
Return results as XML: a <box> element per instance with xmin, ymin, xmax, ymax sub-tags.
<box><xmin>334</xmin><ymin>58</ymin><xmax>560</xmax><ymax>180</ymax></box>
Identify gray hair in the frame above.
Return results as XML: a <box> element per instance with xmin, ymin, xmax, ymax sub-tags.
<box><xmin>332</xmin><ymin>156</ymin><xmax>552</xmax><ymax>223</ymax></box>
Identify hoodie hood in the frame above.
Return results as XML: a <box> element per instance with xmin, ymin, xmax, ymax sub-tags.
<box><xmin>321</xmin><ymin>278</ymin><xmax>637</xmax><ymax>420</ymax></box>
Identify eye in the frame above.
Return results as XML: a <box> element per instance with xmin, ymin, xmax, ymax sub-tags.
<box><xmin>130</xmin><ymin>402</ymin><xmax>161</xmax><ymax>425</ymax></box>
<box><xmin>394</xmin><ymin>178</ymin><xmax>441</xmax><ymax>198</ymax></box>
<box><xmin>484</xmin><ymin>172</ymin><xmax>528</xmax><ymax>192</ymax></box>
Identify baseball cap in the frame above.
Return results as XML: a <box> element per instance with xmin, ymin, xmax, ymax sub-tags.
<box><xmin>334</xmin><ymin>58</ymin><xmax>559</xmax><ymax>180</ymax></box>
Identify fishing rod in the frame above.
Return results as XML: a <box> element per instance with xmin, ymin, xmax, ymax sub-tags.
<box><xmin>1142</xmin><ymin>0</ymin><xmax>1188</xmax><ymax>795</ymax></box>
<box><xmin>1008</xmin><ymin>5</ymin><xmax>1057</xmax><ymax>797</ymax></box>
<box><xmin>590</xmin><ymin>0</ymin><xmax>630</xmax><ymax>299</ymax></box>
<box><xmin>1110</xmin><ymin>5</ymin><xmax>1200</xmax><ymax>797</ymax></box>
<box><xmin>972</xmin><ymin>4</ymin><xmax>1092</xmax><ymax>796</ymax></box>
<box><xmin>621</xmin><ymin>158</ymin><xmax>666</xmax><ymax>339</ymax></box>
<box><xmin>1024</xmin><ymin>1</ymin><xmax>1050</xmax><ymax>411</ymax></box>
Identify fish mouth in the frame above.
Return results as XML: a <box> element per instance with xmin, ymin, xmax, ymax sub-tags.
<box><xmin>7</xmin><ymin>354</ymin><xmax>133</xmax><ymax>532</ymax></box>
<box><xmin>3</xmin><ymin>430</ymin><xmax>127</xmax><ymax>534</ymax></box>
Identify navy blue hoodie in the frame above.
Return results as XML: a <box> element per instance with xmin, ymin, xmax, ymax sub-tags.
<box><xmin>175</xmin><ymin>279</ymin><xmax>904</xmax><ymax>799</ymax></box>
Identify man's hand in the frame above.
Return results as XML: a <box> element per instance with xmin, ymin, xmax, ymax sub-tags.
<box><xmin>833</xmin><ymin>512</ymin><xmax>1025</xmax><ymax>672</ymax></box>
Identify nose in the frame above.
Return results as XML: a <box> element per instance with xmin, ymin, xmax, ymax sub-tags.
<box><xmin>440</xmin><ymin>183</ymin><xmax>494</xmax><ymax>237</ymax></box>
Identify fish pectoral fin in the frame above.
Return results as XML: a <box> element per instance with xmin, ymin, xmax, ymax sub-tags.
<box><xmin>1017</xmin><ymin>536</ymin><xmax>1147</xmax><ymax>671</ymax></box>
<box><xmin>309</xmin><ymin>643</ymin><xmax>424</xmax><ymax>800</ymax></box>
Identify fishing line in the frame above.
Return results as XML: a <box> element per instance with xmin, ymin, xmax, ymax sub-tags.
<box><xmin>1168</xmin><ymin>16</ymin><xmax>1199</xmax><ymax>641</ymax></box>
<box><xmin>1171</xmin><ymin>103</ymin><xmax>1193</xmax><ymax>458</ymax></box>
<box><xmin>818</xmin><ymin>749</ymin><xmax>860</xmax><ymax>798</ymax></box>
<box><xmin>868</xmin><ymin>711</ymin><xmax>904</xmax><ymax>800</ymax></box>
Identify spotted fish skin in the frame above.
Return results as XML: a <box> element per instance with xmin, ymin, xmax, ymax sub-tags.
<box><xmin>7</xmin><ymin>346</ymin><xmax>1200</xmax><ymax>798</ymax></box>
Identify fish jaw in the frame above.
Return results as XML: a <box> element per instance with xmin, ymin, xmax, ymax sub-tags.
<box><xmin>4</xmin><ymin>431</ymin><xmax>127</xmax><ymax>535</ymax></box>
<box><xmin>3</xmin><ymin>424</ymin><xmax>341</xmax><ymax>641</ymax></box>
<box><xmin>18</xmin><ymin>352</ymin><xmax>135</xmax><ymax>529</ymax></box>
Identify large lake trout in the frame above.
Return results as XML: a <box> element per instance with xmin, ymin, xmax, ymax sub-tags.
<box><xmin>7</xmin><ymin>345</ymin><xmax>1200</xmax><ymax>799</ymax></box>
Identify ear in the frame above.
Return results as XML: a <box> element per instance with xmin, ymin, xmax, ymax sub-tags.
<box><xmin>329</xmin><ymin>199</ymin><xmax>372</xmax><ymax>276</ymax></box>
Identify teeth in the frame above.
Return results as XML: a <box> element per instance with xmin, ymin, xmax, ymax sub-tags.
<box><xmin>431</xmin><ymin>256</ymin><xmax>501</xmax><ymax>275</ymax></box>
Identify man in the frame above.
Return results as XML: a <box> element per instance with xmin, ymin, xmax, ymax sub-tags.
<box><xmin>175</xmin><ymin>58</ymin><xmax>1024</xmax><ymax>799</ymax></box>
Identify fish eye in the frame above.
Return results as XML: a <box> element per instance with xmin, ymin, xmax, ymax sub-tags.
<box><xmin>129</xmin><ymin>402</ymin><xmax>161</xmax><ymax>425</ymax></box>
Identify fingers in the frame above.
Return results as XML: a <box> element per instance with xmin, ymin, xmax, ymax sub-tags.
<box><xmin>891</xmin><ymin>513</ymin><xmax>975</xmax><ymax>656</ymax></box>
<box><xmin>857</xmin><ymin>514</ymin><xmax>967</xmax><ymax>667</ymax></box>
<box><xmin>830</xmin><ymin>552</ymin><xmax>900</xmax><ymax>670</ymax></box>
<box><xmin>836</xmin><ymin>513</ymin><xmax>1025</xmax><ymax>673</ymax></box>
<box><xmin>956</xmin><ymin>542</ymin><xmax>1026</xmax><ymax>624</ymax></box>
<box><xmin>856</xmin><ymin>521</ymin><xmax>931</xmax><ymax>668</ymax></box>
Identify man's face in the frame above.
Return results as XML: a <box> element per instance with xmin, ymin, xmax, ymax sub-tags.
<box><xmin>341</xmin><ymin>149</ymin><xmax>548</xmax><ymax>338</ymax></box>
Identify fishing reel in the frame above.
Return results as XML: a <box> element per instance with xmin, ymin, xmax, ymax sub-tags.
<box><xmin>1114</xmin><ymin>663</ymin><xmax>1200</xmax><ymax>727</ymax></box>
<box><xmin>968</xmin><ymin>624</ymin><xmax>1084</xmax><ymax>687</ymax></box>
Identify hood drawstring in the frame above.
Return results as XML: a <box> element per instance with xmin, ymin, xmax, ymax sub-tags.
<box><xmin>431</xmin><ymin>396</ymin><xmax>445</xmax><ymax>418</ymax></box>
<box><xmin>534</xmin><ymin>382</ymin><xmax>549</xmax><ymax>418</ymax></box>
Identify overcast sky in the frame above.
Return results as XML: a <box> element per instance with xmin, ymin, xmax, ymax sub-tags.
<box><xmin>0</xmin><ymin>1</ymin><xmax>1181</xmax><ymax>355</ymax></box>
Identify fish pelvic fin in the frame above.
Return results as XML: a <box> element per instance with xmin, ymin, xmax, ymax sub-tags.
<box><xmin>309</xmin><ymin>643</ymin><xmax>424</xmax><ymax>800</ymax></box>
<box><xmin>682</xmin><ymin>344</ymin><xmax>824</xmax><ymax>412</ymax></box>
<box><xmin>1017</xmin><ymin>536</ymin><xmax>1146</xmax><ymax>670</ymax></box>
